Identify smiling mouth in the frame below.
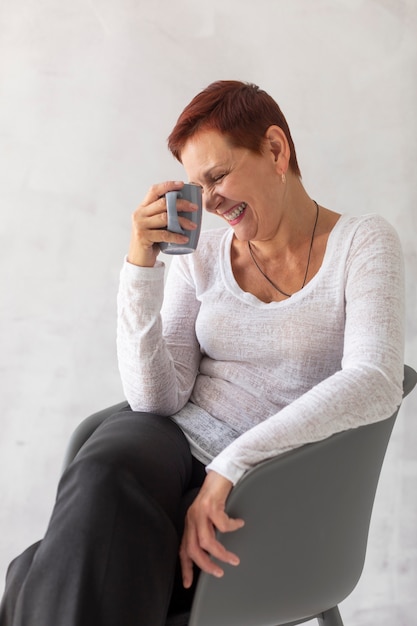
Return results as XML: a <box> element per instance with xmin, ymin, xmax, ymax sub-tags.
<box><xmin>218</xmin><ymin>202</ymin><xmax>247</xmax><ymax>222</ymax></box>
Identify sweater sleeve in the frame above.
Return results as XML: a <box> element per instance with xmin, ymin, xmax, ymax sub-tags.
<box><xmin>207</xmin><ymin>216</ymin><xmax>405</xmax><ymax>484</ymax></box>
<box><xmin>117</xmin><ymin>257</ymin><xmax>201</xmax><ymax>415</ymax></box>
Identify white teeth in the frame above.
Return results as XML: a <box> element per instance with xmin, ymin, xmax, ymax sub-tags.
<box><xmin>221</xmin><ymin>202</ymin><xmax>247</xmax><ymax>221</ymax></box>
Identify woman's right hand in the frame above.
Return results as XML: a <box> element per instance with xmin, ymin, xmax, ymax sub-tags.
<box><xmin>128</xmin><ymin>181</ymin><xmax>199</xmax><ymax>267</ymax></box>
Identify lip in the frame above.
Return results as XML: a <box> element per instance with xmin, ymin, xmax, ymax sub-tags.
<box><xmin>217</xmin><ymin>202</ymin><xmax>247</xmax><ymax>223</ymax></box>
<box><xmin>228</xmin><ymin>206</ymin><xmax>247</xmax><ymax>226</ymax></box>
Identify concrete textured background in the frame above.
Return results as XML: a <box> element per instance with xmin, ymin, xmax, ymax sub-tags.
<box><xmin>1</xmin><ymin>1</ymin><xmax>416</xmax><ymax>623</ymax></box>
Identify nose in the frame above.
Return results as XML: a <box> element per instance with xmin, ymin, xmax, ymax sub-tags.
<box><xmin>202</xmin><ymin>186</ymin><xmax>222</xmax><ymax>213</ymax></box>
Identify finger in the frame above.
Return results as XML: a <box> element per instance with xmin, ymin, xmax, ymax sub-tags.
<box><xmin>183</xmin><ymin>539</ymin><xmax>225</xmax><ymax>581</ymax></box>
<box><xmin>179</xmin><ymin>548</ymin><xmax>195</xmax><ymax>589</ymax></box>
<box><xmin>181</xmin><ymin>520</ymin><xmax>226</xmax><ymax>582</ymax></box>
<box><xmin>193</xmin><ymin>517</ymin><xmax>241</xmax><ymax>569</ymax></box>
<box><xmin>136</xmin><ymin>196</ymin><xmax>168</xmax><ymax>219</ymax></box>
<box><xmin>214</xmin><ymin>511</ymin><xmax>245</xmax><ymax>534</ymax></box>
<box><xmin>134</xmin><ymin>208</ymin><xmax>168</xmax><ymax>232</ymax></box>
<box><xmin>142</xmin><ymin>181</ymin><xmax>184</xmax><ymax>207</ymax></box>
<box><xmin>138</xmin><ymin>197</ymin><xmax>198</xmax><ymax>228</ymax></box>
<box><xmin>131</xmin><ymin>204</ymin><xmax>194</xmax><ymax>245</ymax></box>
<box><xmin>144</xmin><ymin>205</ymin><xmax>198</xmax><ymax>230</ymax></box>
<box><xmin>175</xmin><ymin>198</ymin><xmax>199</xmax><ymax>214</ymax></box>
<box><xmin>129</xmin><ymin>216</ymin><xmax>189</xmax><ymax>259</ymax></box>
<box><xmin>197</xmin><ymin>511</ymin><xmax>244</xmax><ymax>564</ymax></box>
<box><xmin>180</xmin><ymin>522</ymin><xmax>225</xmax><ymax>587</ymax></box>
<box><xmin>198</xmin><ymin>531</ymin><xmax>241</xmax><ymax>568</ymax></box>
<box><xmin>148</xmin><ymin>229</ymin><xmax>189</xmax><ymax>245</ymax></box>
<box><xmin>177</xmin><ymin>215</ymin><xmax>198</xmax><ymax>232</ymax></box>
<box><xmin>137</xmin><ymin>209</ymin><xmax>198</xmax><ymax>240</ymax></box>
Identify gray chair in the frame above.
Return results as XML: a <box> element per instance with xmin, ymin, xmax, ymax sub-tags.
<box><xmin>62</xmin><ymin>365</ymin><xmax>417</xmax><ymax>626</ymax></box>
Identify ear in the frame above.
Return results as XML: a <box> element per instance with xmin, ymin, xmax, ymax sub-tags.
<box><xmin>264</xmin><ymin>125</ymin><xmax>290</xmax><ymax>174</ymax></box>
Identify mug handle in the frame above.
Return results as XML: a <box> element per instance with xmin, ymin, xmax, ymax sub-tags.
<box><xmin>165</xmin><ymin>191</ymin><xmax>186</xmax><ymax>235</ymax></box>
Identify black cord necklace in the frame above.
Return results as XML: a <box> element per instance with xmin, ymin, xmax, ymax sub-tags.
<box><xmin>247</xmin><ymin>200</ymin><xmax>320</xmax><ymax>298</ymax></box>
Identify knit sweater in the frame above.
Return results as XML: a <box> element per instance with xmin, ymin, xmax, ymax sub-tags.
<box><xmin>117</xmin><ymin>214</ymin><xmax>404</xmax><ymax>484</ymax></box>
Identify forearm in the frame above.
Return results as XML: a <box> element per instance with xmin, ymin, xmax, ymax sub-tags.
<box><xmin>117</xmin><ymin>259</ymin><xmax>199</xmax><ymax>414</ymax></box>
<box><xmin>207</xmin><ymin>361</ymin><xmax>404</xmax><ymax>484</ymax></box>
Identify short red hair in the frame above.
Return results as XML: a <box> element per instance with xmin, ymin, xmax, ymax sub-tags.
<box><xmin>167</xmin><ymin>80</ymin><xmax>301</xmax><ymax>178</ymax></box>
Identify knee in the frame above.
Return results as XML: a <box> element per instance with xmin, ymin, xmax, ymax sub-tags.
<box><xmin>59</xmin><ymin>412</ymin><xmax>193</xmax><ymax>518</ymax></box>
<box><xmin>59</xmin><ymin>455</ymin><xmax>124</xmax><ymax>505</ymax></box>
<box><xmin>69</xmin><ymin>411</ymin><xmax>145</xmax><ymax>471</ymax></box>
<box><xmin>74</xmin><ymin>411</ymin><xmax>191</xmax><ymax>477</ymax></box>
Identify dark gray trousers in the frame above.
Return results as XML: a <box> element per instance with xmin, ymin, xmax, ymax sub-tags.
<box><xmin>0</xmin><ymin>411</ymin><xmax>206</xmax><ymax>626</ymax></box>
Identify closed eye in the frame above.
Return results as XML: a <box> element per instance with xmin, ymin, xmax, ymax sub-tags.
<box><xmin>190</xmin><ymin>168</ymin><xmax>231</xmax><ymax>191</ymax></box>
<box><xmin>210</xmin><ymin>170</ymin><xmax>231</xmax><ymax>185</ymax></box>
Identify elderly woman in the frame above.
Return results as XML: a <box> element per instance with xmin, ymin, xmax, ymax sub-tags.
<box><xmin>0</xmin><ymin>81</ymin><xmax>404</xmax><ymax>626</ymax></box>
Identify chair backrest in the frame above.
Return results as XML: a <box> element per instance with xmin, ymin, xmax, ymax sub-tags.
<box><xmin>188</xmin><ymin>365</ymin><xmax>417</xmax><ymax>626</ymax></box>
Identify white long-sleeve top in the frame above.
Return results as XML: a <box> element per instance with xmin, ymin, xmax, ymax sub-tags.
<box><xmin>117</xmin><ymin>214</ymin><xmax>405</xmax><ymax>484</ymax></box>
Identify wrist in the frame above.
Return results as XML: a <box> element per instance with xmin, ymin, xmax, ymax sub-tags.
<box><xmin>128</xmin><ymin>239</ymin><xmax>158</xmax><ymax>268</ymax></box>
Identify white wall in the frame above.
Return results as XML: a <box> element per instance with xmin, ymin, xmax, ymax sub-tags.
<box><xmin>0</xmin><ymin>1</ymin><xmax>416</xmax><ymax>623</ymax></box>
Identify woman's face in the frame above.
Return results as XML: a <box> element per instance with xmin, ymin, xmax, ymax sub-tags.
<box><xmin>181</xmin><ymin>128</ymin><xmax>284</xmax><ymax>242</ymax></box>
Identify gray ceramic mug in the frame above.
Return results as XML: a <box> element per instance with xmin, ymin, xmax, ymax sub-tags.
<box><xmin>159</xmin><ymin>183</ymin><xmax>203</xmax><ymax>255</ymax></box>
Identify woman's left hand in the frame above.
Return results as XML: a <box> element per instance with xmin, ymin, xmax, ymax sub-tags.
<box><xmin>180</xmin><ymin>470</ymin><xmax>245</xmax><ymax>588</ymax></box>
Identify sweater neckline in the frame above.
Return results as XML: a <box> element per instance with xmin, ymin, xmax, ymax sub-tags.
<box><xmin>219</xmin><ymin>213</ymin><xmax>350</xmax><ymax>307</ymax></box>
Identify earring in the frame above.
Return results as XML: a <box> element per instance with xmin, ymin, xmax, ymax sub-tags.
<box><xmin>281</xmin><ymin>172</ymin><xmax>286</xmax><ymax>184</ymax></box>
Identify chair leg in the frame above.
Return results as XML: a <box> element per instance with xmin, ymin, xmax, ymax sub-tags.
<box><xmin>318</xmin><ymin>606</ymin><xmax>344</xmax><ymax>626</ymax></box>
